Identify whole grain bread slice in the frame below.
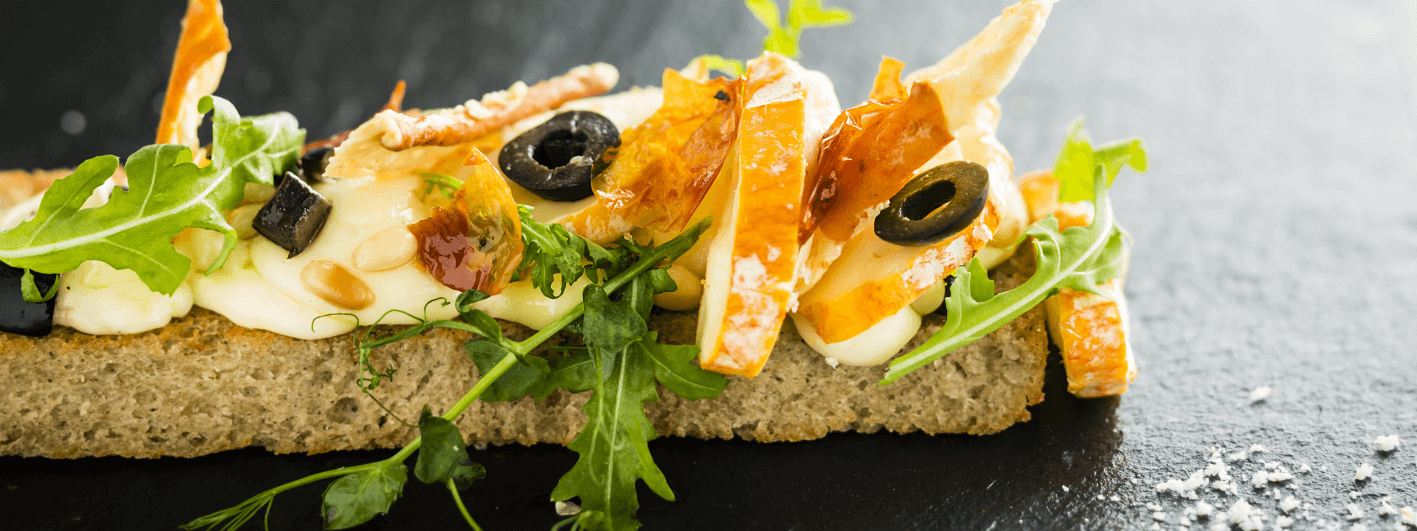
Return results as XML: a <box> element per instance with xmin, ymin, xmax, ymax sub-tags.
<box><xmin>0</xmin><ymin>249</ymin><xmax>1045</xmax><ymax>459</ymax></box>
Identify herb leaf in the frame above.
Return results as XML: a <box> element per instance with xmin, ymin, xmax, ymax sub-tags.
<box><xmin>1054</xmin><ymin>118</ymin><xmax>1147</xmax><ymax>203</ymax></box>
<box><xmin>550</xmin><ymin>322</ymin><xmax>673</xmax><ymax>531</ymax></box>
<box><xmin>0</xmin><ymin>96</ymin><xmax>303</xmax><ymax>295</ymax></box>
<box><xmin>467</xmin><ymin>339</ymin><xmax>551</xmax><ymax>402</ymax></box>
<box><xmin>744</xmin><ymin>0</ymin><xmax>853</xmax><ymax>58</ymax></box>
<box><xmin>882</xmin><ymin>121</ymin><xmax>1146</xmax><ymax>384</ymax></box>
<box><xmin>19</xmin><ymin>268</ymin><xmax>60</xmax><ymax>303</ymax></box>
<box><xmin>640</xmin><ymin>334</ymin><xmax>728</xmax><ymax>400</ymax></box>
<box><xmin>320</xmin><ymin>464</ymin><xmax>408</xmax><ymax>530</ymax></box>
<box><xmin>690</xmin><ymin>54</ymin><xmax>747</xmax><ymax>78</ymax></box>
<box><xmin>414</xmin><ymin>407</ymin><xmax>487</xmax><ymax>489</ymax></box>
<box><xmin>517</xmin><ymin>205</ymin><xmax>593</xmax><ymax>298</ymax></box>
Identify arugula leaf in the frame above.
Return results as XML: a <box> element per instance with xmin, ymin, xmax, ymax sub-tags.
<box><xmin>321</xmin><ymin>464</ymin><xmax>407</xmax><ymax>530</ymax></box>
<box><xmin>455</xmin><ymin>289</ymin><xmax>505</xmax><ymax>342</ymax></box>
<box><xmin>640</xmin><ymin>333</ymin><xmax>728</xmax><ymax>400</ymax></box>
<box><xmin>0</xmin><ymin>96</ymin><xmax>303</xmax><ymax>295</ymax></box>
<box><xmin>468</xmin><ymin>339</ymin><xmax>551</xmax><ymax>402</ymax></box>
<box><xmin>549</xmin><ymin>324</ymin><xmax>673</xmax><ymax>531</ymax></box>
<box><xmin>414</xmin><ymin>407</ymin><xmax>486</xmax><ymax>489</ymax></box>
<box><xmin>882</xmin><ymin>119</ymin><xmax>1146</xmax><ymax>385</ymax></box>
<box><xmin>517</xmin><ymin>205</ymin><xmax>613</xmax><ymax>298</ymax></box>
<box><xmin>19</xmin><ymin>268</ymin><xmax>59</xmax><ymax>303</ymax></box>
<box><xmin>1054</xmin><ymin>118</ymin><xmax>1147</xmax><ymax>203</ymax></box>
<box><xmin>744</xmin><ymin>0</ymin><xmax>853</xmax><ymax>58</ymax></box>
<box><xmin>690</xmin><ymin>54</ymin><xmax>746</xmax><ymax>78</ymax></box>
<box><xmin>531</xmin><ymin>349</ymin><xmax>598</xmax><ymax>400</ymax></box>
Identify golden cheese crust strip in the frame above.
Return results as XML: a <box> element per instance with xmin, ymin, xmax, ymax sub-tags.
<box><xmin>376</xmin><ymin>63</ymin><xmax>619</xmax><ymax>151</ymax></box>
<box><xmin>155</xmin><ymin>0</ymin><xmax>231</xmax><ymax>152</ymax></box>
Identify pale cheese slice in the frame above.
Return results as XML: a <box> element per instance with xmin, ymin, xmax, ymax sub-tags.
<box><xmin>695</xmin><ymin>53</ymin><xmax>839</xmax><ymax>378</ymax></box>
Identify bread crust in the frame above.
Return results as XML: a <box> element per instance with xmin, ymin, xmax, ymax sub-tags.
<box><xmin>0</xmin><ymin>248</ymin><xmax>1044</xmax><ymax>459</ymax></box>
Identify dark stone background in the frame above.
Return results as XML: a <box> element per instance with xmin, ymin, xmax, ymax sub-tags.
<box><xmin>2</xmin><ymin>0</ymin><xmax>1415</xmax><ymax>529</ymax></box>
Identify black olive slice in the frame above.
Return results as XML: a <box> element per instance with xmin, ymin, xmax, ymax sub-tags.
<box><xmin>0</xmin><ymin>262</ymin><xmax>57</xmax><ymax>337</ymax></box>
<box><xmin>874</xmin><ymin>161</ymin><xmax>990</xmax><ymax>246</ymax></box>
<box><xmin>498</xmin><ymin>111</ymin><xmax>619</xmax><ymax>202</ymax></box>
<box><xmin>932</xmin><ymin>275</ymin><xmax>956</xmax><ymax>318</ymax></box>
<box><xmin>254</xmin><ymin>171</ymin><xmax>333</xmax><ymax>258</ymax></box>
<box><xmin>293</xmin><ymin>146</ymin><xmax>336</xmax><ymax>184</ymax></box>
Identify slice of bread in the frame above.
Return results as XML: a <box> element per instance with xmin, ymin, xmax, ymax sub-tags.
<box><xmin>0</xmin><ymin>241</ymin><xmax>1045</xmax><ymax>459</ymax></box>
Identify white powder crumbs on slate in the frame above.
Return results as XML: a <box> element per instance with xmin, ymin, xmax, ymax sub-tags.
<box><xmin>1230</xmin><ymin>451</ymin><xmax>1249</xmax><ymax>462</ymax></box>
<box><xmin>1229</xmin><ymin>499</ymin><xmax>1266</xmax><ymax>530</ymax></box>
<box><xmin>1300</xmin><ymin>463</ymin><xmax>1312</xmax><ymax>473</ymax></box>
<box><xmin>1349</xmin><ymin>524</ymin><xmax>1367</xmax><ymax>531</ymax></box>
<box><xmin>1148</xmin><ymin>523</ymin><xmax>1160</xmax><ymax>531</ymax></box>
<box><xmin>1322</xmin><ymin>465</ymin><xmax>1330</xmax><ymax>473</ymax></box>
<box><xmin>1195</xmin><ymin>501</ymin><xmax>1214</xmax><ymax>517</ymax></box>
<box><xmin>1376</xmin><ymin>435</ymin><xmax>1401</xmax><ymax>452</ymax></box>
<box><xmin>1207</xmin><ymin>523</ymin><xmax>1228</xmax><ymax>531</ymax></box>
<box><xmin>1250</xmin><ymin>444</ymin><xmax>1266</xmax><ymax>454</ymax></box>
<box><xmin>1153</xmin><ymin>512</ymin><xmax>1167</xmax><ymax>522</ymax></box>
<box><xmin>1281</xmin><ymin>496</ymin><xmax>1300</xmax><ymax>513</ymax></box>
<box><xmin>1252</xmin><ymin>470</ymin><xmax>1270</xmax><ymax>488</ymax></box>
<box><xmin>1268</xmin><ymin>467</ymin><xmax>1295</xmax><ymax>483</ymax></box>
<box><xmin>1265</xmin><ymin>461</ymin><xmax>1278</xmax><ymax>469</ymax></box>
<box><xmin>1352</xmin><ymin>491</ymin><xmax>1362</xmax><ymax>500</ymax></box>
<box><xmin>1400</xmin><ymin>506</ymin><xmax>1416</xmax><ymax>526</ymax></box>
<box><xmin>1249</xmin><ymin>386</ymin><xmax>1271</xmax><ymax>402</ymax></box>
<box><xmin>1348</xmin><ymin>503</ymin><xmax>1365</xmax><ymax>520</ymax></box>
<box><xmin>1062</xmin><ymin>485</ymin><xmax>1069</xmax><ymax>492</ymax></box>
<box><xmin>1149</xmin><ymin>503</ymin><xmax>1165</xmax><ymax>512</ymax></box>
<box><xmin>1356</xmin><ymin>463</ymin><xmax>1374</xmax><ymax>481</ymax></box>
<box><xmin>1380</xmin><ymin>500</ymin><xmax>1396</xmax><ymax>516</ymax></box>
<box><xmin>1276</xmin><ymin>515</ymin><xmax>1293</xmax><ymax>528</ymax></box>
<box><xmin>1097</xmin><ymin>494</ymin><xmax>1105</xmax><ymax>501</ymax></box>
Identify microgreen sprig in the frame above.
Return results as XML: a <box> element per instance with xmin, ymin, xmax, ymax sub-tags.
<box><xmin>185</xmin><ymin>218</ymin><xmax>714</xmax><ymax>531</ymax></box>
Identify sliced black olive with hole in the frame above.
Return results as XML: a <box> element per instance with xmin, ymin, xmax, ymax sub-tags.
<box><xmin>0</xmin><ymin>262</ymin><xmax>58</xmax><ymax>337</ymax></box>
<box><xmin>498</xmin><ymin>111</ymin><xmax>619</xmax><ymax>202</ymax></box>
<box><xmin>874</xmin><ymin>161</ymin><xmax>990</xmax><ymax>247</ymax></box>
<box><xmin>254</xmin><ymin>171</ymin><xmax>333</xmax><ymax>258</ymax></box>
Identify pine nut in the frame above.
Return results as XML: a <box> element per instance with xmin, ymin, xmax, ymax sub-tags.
<box><xmin>301</xmin><ymin>260</ymin><xmax>375</xmax><ymax>310</ymax></box>
<box><xmin>653</xmin><ymin>264</ymin><xmax>703</xmax><ymax>311</ymax></box>
<box><xmin>227</xmin><ymin>204</ymin><xmax>262</xmax><ymax>240</ymax></box>
<box><xmin>351</xmin><ymin>226</ymin><xmax>417</xmax><ymax>272</ymax></box>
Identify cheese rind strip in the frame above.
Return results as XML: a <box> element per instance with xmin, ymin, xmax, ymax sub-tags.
<box><xmin>155</xmin><ymin>0</ymin><xmax>231</xmax><ymax>155</ymax></box>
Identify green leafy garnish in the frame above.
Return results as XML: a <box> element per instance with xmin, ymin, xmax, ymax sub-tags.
<box><xmin>320</xmin><ymin>464</ymin><xmax>408</xmax><ymax>530</ymax></box>
<box><xmin>517</xmin><ymin>205</ymin><xmax>621</xmax><ymax>298</ymax></box>
<box><xmin>745</xmin><ymin>0</ymin><xmax>853</xmax><ymax>58</ymax></box>
<box><xmin>188</xmin><ymin>218</ymin><xmax>716</xmax><ymax>531</ymax></box>
<box><xmin>1054</xmin><ymin>118</ymin><xmax>1147</xmax><ymax>203</ymax></box>
<box><xmin>19</xmin><ymin>268</ymin><xmax>60</xmax><ymax>303</ymax></box>
<box><xmin>881</xmin><ymin>121</ymin><xmax>1145</xmax><ymax>384</ymax></box>
<box><xmin>0</xmin><ymin>96</ymin><xmax>303</xmax><ymax>295</ymax></box>
<box><xmin>413</xmin><ymin>407</ymin><xmax>486</xmax><ymax>489</ymax></box>
<box><xmin>690</xmin><ymin>54</ymin><xmax>746</xmax><ymax>78</ymax></box>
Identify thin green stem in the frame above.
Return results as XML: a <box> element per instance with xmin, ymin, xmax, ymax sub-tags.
<box><xmin>447</xmin><ymin>479</ymin><xmax>484</xmax><ymax>531</ymax></box>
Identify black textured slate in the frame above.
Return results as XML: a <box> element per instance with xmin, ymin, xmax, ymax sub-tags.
<box><xmin>1</xmin><ymin>0</ymin><xmax>1415</xmax><ymax>529</ymax></box>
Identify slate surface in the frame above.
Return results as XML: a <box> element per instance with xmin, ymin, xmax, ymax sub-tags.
<box><xmin>2</xmin><ymin>0</ymin><xmax>1415</xmax><ymax>529</ymax></box>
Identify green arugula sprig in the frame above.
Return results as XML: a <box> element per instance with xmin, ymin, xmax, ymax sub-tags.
<box><xmin>746</xmin><ymin>0</ymin><xmax>853</xmax><ymax>59</ymax></box>
<box><xmin>690</xmin><ymin>0</ymin><xmax>852</xmax><ymax>78</ymax></box>
<box><xmin>185</xmin><ymin>217</ymin><xmax>722</xmax><ymax>531</ymax></box>
<box><xmin>0</xmin><ymin>96</ymin><xmax>303</xmax><ymax>296</ymax></box>
<box><xmin>881</xmin><ymin>119</ymin><xmax>1147</xmax><ymax>385</ymax></box>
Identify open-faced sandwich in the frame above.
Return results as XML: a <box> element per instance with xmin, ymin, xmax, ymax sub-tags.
<box><xmin>0</xmin><ymin>0</ymin><xmax>1148</xmax><ymax>528</ymax></box>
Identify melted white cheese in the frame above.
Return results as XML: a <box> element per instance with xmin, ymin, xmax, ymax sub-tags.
<box><xmin>790</xmin><ymin>304</ymin><xmax>920</xmax><ymax>367</ymax></box>
<box><xmin>471</xmin><ymin>276</ymin><xmax>591</xmax><ymax>330</ymax></box>
<box><xmin>53</xmin><ymin>260</ymin><xmax>193</xmax><ymax>335</ymax></box>
<box><xmin>246</xmin><ymin>175</ymin><xmax>463</xmax><ymax>334</ymax></box>
<box><xmin>184</xmin><ymin>237</ymin><xmax>356</xmax><ymax>339</ymax></box>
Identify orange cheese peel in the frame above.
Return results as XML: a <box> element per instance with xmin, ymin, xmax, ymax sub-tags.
<box><xmin>155</xmin><ymin>0</ymin><xmax>231</xmax><ymax>157</ymax></box>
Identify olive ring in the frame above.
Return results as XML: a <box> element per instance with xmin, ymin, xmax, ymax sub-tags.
<box><xmin>874</xmin><ymin>161</ymin><xmax>990</xmax><ymax>246</ymax></box>
<box><xmin>498</xmin><ymin>111</ymin><xmax>620</xmax><ymax>202</ymax></box>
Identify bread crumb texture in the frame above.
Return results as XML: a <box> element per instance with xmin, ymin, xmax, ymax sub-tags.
<box><xmin>0</xmin><ymin>250</ymin><xmax>1045</xmax><ymax>459</ymax></box>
